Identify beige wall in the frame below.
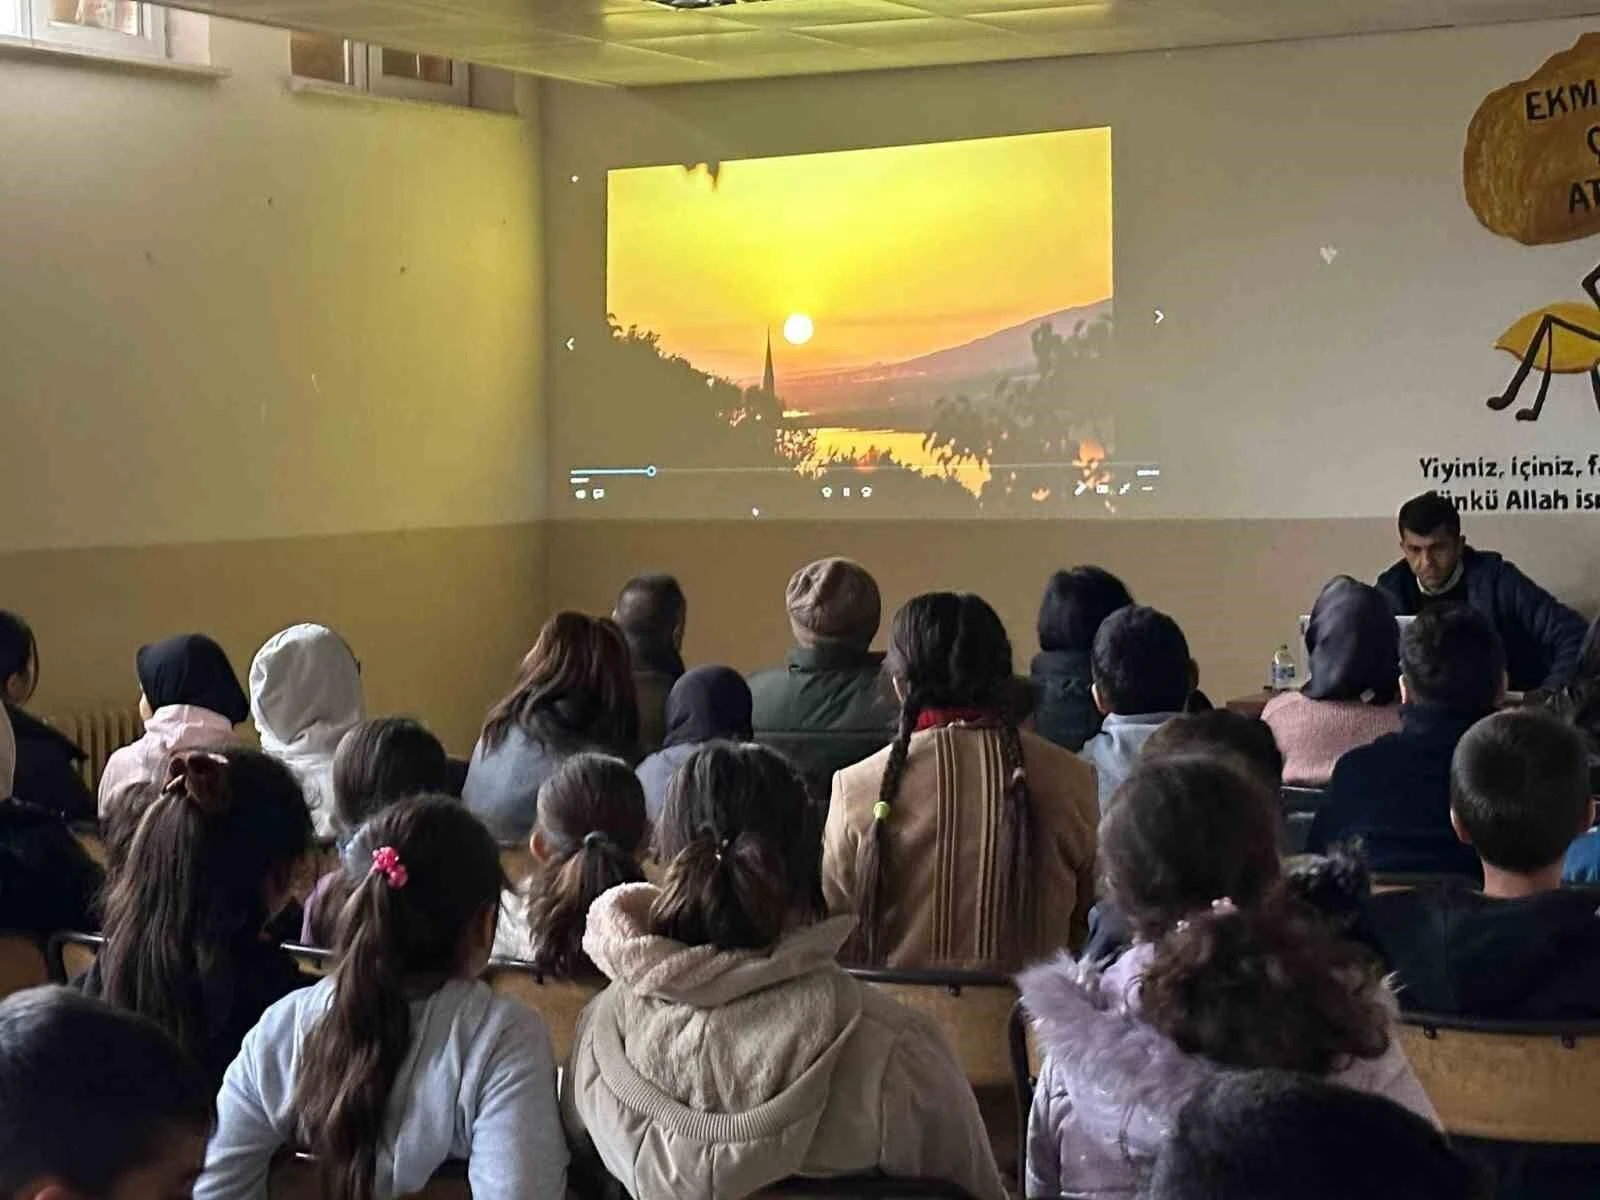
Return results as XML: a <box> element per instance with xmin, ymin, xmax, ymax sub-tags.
<box><xmin>0</xmin><ymin>17</ymin><xmax>547</xmax><ymax>750</ymax></box>
<box><xmin>538</xmin><ymin>19</ymin><xmax>1600</xmax><ymax>697</ymax></box>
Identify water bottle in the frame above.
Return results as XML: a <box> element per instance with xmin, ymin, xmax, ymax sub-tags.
<box><xmin>1269</xmin><ymin>644</ymin><xmax>1297</xmax><ymax>692</ymax></box>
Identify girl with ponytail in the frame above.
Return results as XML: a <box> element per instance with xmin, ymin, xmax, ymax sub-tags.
<box><xmin>1019</xmin><ymin>756</ymin><xmax>1436</xmax><ymax>1197</ymax></box>
<box><xmin>564</xmin><ymin>741</ymin><xmax>1006</xmax><ymax>1200</ymax></box>
<box><xmin>494</xmin><ymin>753</ymin><xmax>649</xmax><ymax>975</ymax></box>
<box><xmin>822</xmin><ymin>591</ymin><xmax>1099</xmax><ymax>970</ymax></box>
<box><xmin>84</xmin><ymin>747</ymin><xmax>314</xmax><ymax>1087</ymax></box>
<box><xmin>197</xmin><ymin>797</ymin><xmax>568</xmax><ymax>1200</ymax></box>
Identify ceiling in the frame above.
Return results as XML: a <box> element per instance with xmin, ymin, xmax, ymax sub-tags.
<box><xmin>185</xmin><ymin>0</ymin><xmax>1600</xmax><ymax>86</ymax></box>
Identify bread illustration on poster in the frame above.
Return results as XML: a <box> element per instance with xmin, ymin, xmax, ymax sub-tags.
<box><xmin>1467</xmin><ymin>34</ymin><xmax>1600</xmax><ymax>420</ymax></box>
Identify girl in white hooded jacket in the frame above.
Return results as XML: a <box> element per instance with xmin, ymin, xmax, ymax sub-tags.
<box><xmin>250</xmin><ymin>624</ymin><xmax>365</xmax><ymax>839</ymax></box>
<box><xmin>563</xmin><ymin>742</ymin><xmax>1007</xmax><ymax>1200</ymax></box>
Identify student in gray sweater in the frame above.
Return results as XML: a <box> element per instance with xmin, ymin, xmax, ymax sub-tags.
<box><xmin>196</xmin><ymin>798</ymin><xmax>569</xmax><ymax>1200</ymax></box>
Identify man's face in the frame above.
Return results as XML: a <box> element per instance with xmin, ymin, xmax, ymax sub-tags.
<box><xmin>1401</xmin><ymin>527</ymin><xmax>1465</xmax><ymax>592</ymax></box>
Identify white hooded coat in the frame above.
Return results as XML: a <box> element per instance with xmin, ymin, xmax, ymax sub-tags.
<box><xmin>249</xmin><ymin>624</ymin><xmax>364</xmax><ymax>838</ymax></box>
<box><xmin>562</xmin><ymin>884</ymin><xmax>1006</xmax><ymax>1200</ymax></box>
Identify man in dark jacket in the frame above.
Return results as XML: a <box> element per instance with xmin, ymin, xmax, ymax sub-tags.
<box><xmin>1307</xmin><ymin>605</ymin><xmax>1502</xmax><ymax>880</ymax></box>
<box><xmin>1363</xmin><ymin>709</ymin><xmax>1600</xmax><ymax>1019</ymax></box>
<box><xmin>1376</xmin><ymin>491</ymin><xmax>1584</xmax><ymax>691</ymax></box>
<box><xmin>612</xmin><ymin>574</ymin><xmax>686</xmax><ymax>755</ymax></box>
<box><xmin>748</xmin><ymin>558</ymin><xmax>895</xmax><ymax>802</ymax></box>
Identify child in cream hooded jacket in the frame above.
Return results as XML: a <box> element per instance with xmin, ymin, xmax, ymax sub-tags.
<box><xmin>562</xmin><ymin>883</ymin><xmax>1007</xmax><ymax>1200</ymax></box>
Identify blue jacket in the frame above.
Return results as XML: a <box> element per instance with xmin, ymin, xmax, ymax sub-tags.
<box><xmin>1029</xmin><ymin>650</ymin><xmax>1101</xmax><ymax>754</ymax></box>
<box><xmin>1376</xmin><ymin>547</ymin><xmax>1585</xmax><ymax>692</ymax></box>
<box><xmin>1307</xmin><ymin>705</ymin><xmax>1486</xmax><ymax>881</ymax></box>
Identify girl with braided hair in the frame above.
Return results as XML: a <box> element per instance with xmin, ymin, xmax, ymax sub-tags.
<box><xmin>823</xmin><ymin>592</ymin><xmax>1099</xmax><ymax>971</ymax></box>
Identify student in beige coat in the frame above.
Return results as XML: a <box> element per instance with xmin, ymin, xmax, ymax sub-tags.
<box><xmin>562</xmin><ymin>743</ymin><xmax>1006</xmax><ymax>1200</ymax></box>
<box><xmin>824</xmin><ymin>592</ymin><xmax>1099</xmax><ymax>972</ymax></box>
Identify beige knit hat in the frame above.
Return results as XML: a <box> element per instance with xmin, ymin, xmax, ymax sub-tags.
<box><xmin>786</xmin><ymin>558</ymin><xmax>882</xmax><ymax>649</ymax></box>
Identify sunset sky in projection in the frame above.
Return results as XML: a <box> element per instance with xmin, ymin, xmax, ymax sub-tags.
<box><xmin>606</xmin><ymin>128</ymin><xmax>1113</xmax><ymax>384</ymax></box>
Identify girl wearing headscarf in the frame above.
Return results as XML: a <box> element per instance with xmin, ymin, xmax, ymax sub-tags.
<box><xmin>97</xmin><ymin>634</ymin><xmax>250</xmax><ymax>822</ymax></box>
<box><xmin>249</xmin><ymin>624</ymin><xmax>366</xmax><ymax>839</ymax></box>
<box><xmin>635</xmin><ymin>666</ymin><xmax>753</xmax><ymax>822</ymax></box>
<box><xmin>0</xmin><ymin>611</ymin><xmax>95</xmax><ymax>823</ymax></box>
<box><xmin>1263</xmin><ymin>577</ymin><xmax>1403</xmax><ymax>787</ymax></box>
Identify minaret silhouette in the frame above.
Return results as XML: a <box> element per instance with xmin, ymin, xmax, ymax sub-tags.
<box><xmin>762</xmin><ymin>327</ymin><xmax>776</xmax><ymax>396</ymax></box>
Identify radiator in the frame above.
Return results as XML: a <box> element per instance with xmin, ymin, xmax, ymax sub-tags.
<box><xmin>53</xmin><ymin>708</ymin><xmax>143</xmax><ymax>793</ymax></box>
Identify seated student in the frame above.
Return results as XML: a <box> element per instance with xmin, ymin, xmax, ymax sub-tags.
<box><xmin>1078</xmin><ymin>604</ymin><xmax>1193</xmax><ymax>812</ymax></box>
<box><xmin>1544</xmin><ymin>614</ymin><xmax>1600</xmax><ymax>752</ymax></box>
<box><xmin>0</xmin><ymin>987</ymin><xmax>213</xmax><ymax>1200</ymax></box>
<box><xmin>613</xmin><ymin>574</ymin><xmax>687</xmax><ymax>755</ymax></box>
<box><xmin>0</xmin><ymin>610</ymin><xmax>94</xmax><ymax>822</ymax></box>
<box><xmin>80</xmin><ymin>748</ymin><xmax>315</xmax><ymax>1086</ymax></box>
<box><xmin>1030</xmin><ymin>566</ymin><xmax>1134</xmax><ymax>753</ymax></box>
<box><xmin>1263</xmin><ymin>576</ymin><xmax>1403</xmax><ymax>787</ymax></box>
<box><xmin>1148</xmin><ymin>1071</ymin><xmax>1485</xmax><ymax>1200</ymax></box>
<box><xmin>495</xmin><ymin>753</ymin><xmax>648</xmax><ymax>972</ymax></box>
<box><xmin>824</xmin><ymin>592</ymin><xmax>1098</xmax><ymax>971</ymax></box>
<box><xmin>1020</xmin><ymin>756</ymin><xmax>1435</xmax><ymax>1198</ymax></box>
<box><xmin>98</xmin><ymin>632</ymin><xmax>251</xmax><ymax>820</ymax></box>
<box><xmin>1307</xmin><ymin>605</ymin><xmax>1503</xmax><ymax>881</ymax></box>
<box><xmin>563</xmin><ymin>742</ymin><xmax>1006</xmax><ymax>1200</ymax></box>
<box><xmin>748</xmin><ymin>558</ymin><xmax>896</xmax><ymax>798</ymax></box>
<box><xmin>299</xmin><ymin>717</ymin><xmax>451</xmax><ymax>947</ymax></box>
<box><xmin>464</xmin><ymin>613</ymin><xmax>639</xmax><ymax>843</ymax></box>
<box><xmin>198</xmin><ymin>798</ymin><xmax>568</xmax><ymax>1200</ymax></box>
<box><xmin>250</xmin><ymin>623</ymin><xmax>366</xmax><ymax>839</ymax></box>
<box><xmin>1364</xmin><ymin>710</ymin><xmax>1600</xmax><ymax>1018</ymax></box>
<box><xmin>636</xmin><ymin>665</ymin><xmax>753</xmax><ymax>822</ymax></box>
<box><xmin>1081</xmin><ymin>709</ymin><xmax>1286</xmax><ymax>963</ymax></box>
<box><xmin>0</xmin><ymin>703</ymin><xmax>103</xmax><ymax>944</ymax></box>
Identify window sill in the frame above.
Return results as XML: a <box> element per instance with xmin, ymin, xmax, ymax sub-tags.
<box><xmin>0</xmin><ymin>33</ymin><xmax>226</xmax><ymax>79</ymax></box>
<box><xmin>286</xmin><ymin>76</ymin><xmax>520</xmax><ymax>121</ymax></box>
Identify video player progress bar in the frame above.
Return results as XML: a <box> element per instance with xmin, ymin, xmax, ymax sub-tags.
<box><xmin>570</xmin><ymin>463</ymin><xmax>1159</xmax><ymax>479</ymax></box>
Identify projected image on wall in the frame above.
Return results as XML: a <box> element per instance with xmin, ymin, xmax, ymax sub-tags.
<box><xmin>579</xmin><ymin>127</ymin><xmax>1143</xmax><ymax>517</ymax></box>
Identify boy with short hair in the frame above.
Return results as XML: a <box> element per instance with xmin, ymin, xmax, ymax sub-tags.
<box><xmin>1080</xmin><ymin>605</ymin><xmax>1192</xmax><ymax>812</ymax></box>
<box><xmin>1364</xmin><ymin>709</ymin><xmax>1600</xmax><ymax>1018</ymax></box>
<box><xmin>0</xmin><ymin>986</ymin><xmax>212</xmax><ymax>1200</ymax></box>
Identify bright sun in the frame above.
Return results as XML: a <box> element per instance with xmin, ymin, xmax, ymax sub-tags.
<box><xmin>782</xmin><ymin>313</ymin><xmax>814</xmax><ymax>346</ymax></box>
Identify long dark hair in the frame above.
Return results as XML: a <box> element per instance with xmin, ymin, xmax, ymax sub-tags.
<box><xmin>293</xmin><ymin>798</ymin><xmax>504</xmax><ymax>1200</ymax></box>
<box><xmin>523</xmin><ymin>754</ymin><xmax>648</xmax><ymax>978</ymax></box>
<box><xmin>480</xmin><ymin>613</ymin><xmax>639</xmax><ymax>757</ymax></box>
<box><xmin>97</xmin><ymin>749</ymin><xmax>312</xmax><ymax>1058</ymax></box>
<box><xmin>1103</xmin><ymin>756</ymin><xmax>1390</xmax><ymax>1074</ymax></box>
<box><xmin>651</xmin><ymin>742</ymin><xmax>823</xmax><ymax>951</ymax></box>
<box><xmin>855</xmin><ymin>592</ymin><xmax>1031</xmax><ymax>964</ymax></box>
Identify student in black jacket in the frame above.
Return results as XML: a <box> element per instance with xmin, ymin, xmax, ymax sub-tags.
<box><xmin>1030</xmin><ymin>566</ymin><xmax>1134</xmax><ymax>753</ymax></box>
<box><xmin>1365</xmin><ymin>709</ymin><xmax>1600</xmax><ymax>1018</ymax></box>
<box><xmin>1307</xmin><ymin>605</ymin><xmax>1502</xmax><ymax>881</ymax></box>
<box><xmin>0</xmin><ymin>611</ymin><xmax>95</xmax><ymax>823</ymax></box>
<box><xmin>1376</xmin><ymin>491</ymin><xmax>1584</xmax><ymax>692</ymax></box>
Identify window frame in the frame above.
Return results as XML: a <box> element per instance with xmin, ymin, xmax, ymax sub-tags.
<box><xmin>289</xmin><ymin>31</ymin><xmax>470</xmax><ymax>108</ymax></box>
<box><xmin>22</xmin><ymin>0</ymin><xmax>168</xmax><ymax>60</ymax></box>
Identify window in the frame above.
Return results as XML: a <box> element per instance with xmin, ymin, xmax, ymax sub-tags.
<box><xmin>290</xmin><ymin>31</ymin><xmax>469</xmax><ymax>106</ymax></box>
<box><xmin>2</xmin><ymin>0</ymin><xmax>206</xmax><ymax>63</ymax></box>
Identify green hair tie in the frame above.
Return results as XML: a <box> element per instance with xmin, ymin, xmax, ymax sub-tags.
<box><xmin>872</xmin><ymin>801</ymin><xmax>892</xmax><ymax>822</ymax></box>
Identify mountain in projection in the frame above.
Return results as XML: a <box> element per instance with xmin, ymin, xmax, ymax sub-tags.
<box><xmin>776</xmin><ymin>299</ymin><xmax>1112</xmax><ymax>417</ymax></box>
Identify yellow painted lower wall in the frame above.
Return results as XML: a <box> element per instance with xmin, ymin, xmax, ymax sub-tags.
<box><xmin>6</xmin><ymin>523</ymin><xmax>545</xmax><ymax>757</ymax></box>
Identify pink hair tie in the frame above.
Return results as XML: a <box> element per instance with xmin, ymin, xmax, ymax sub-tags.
<box><xmin>370</xmin><ymin>846</ymin><xmax>409</xmax><ymax>890</ymax></box>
